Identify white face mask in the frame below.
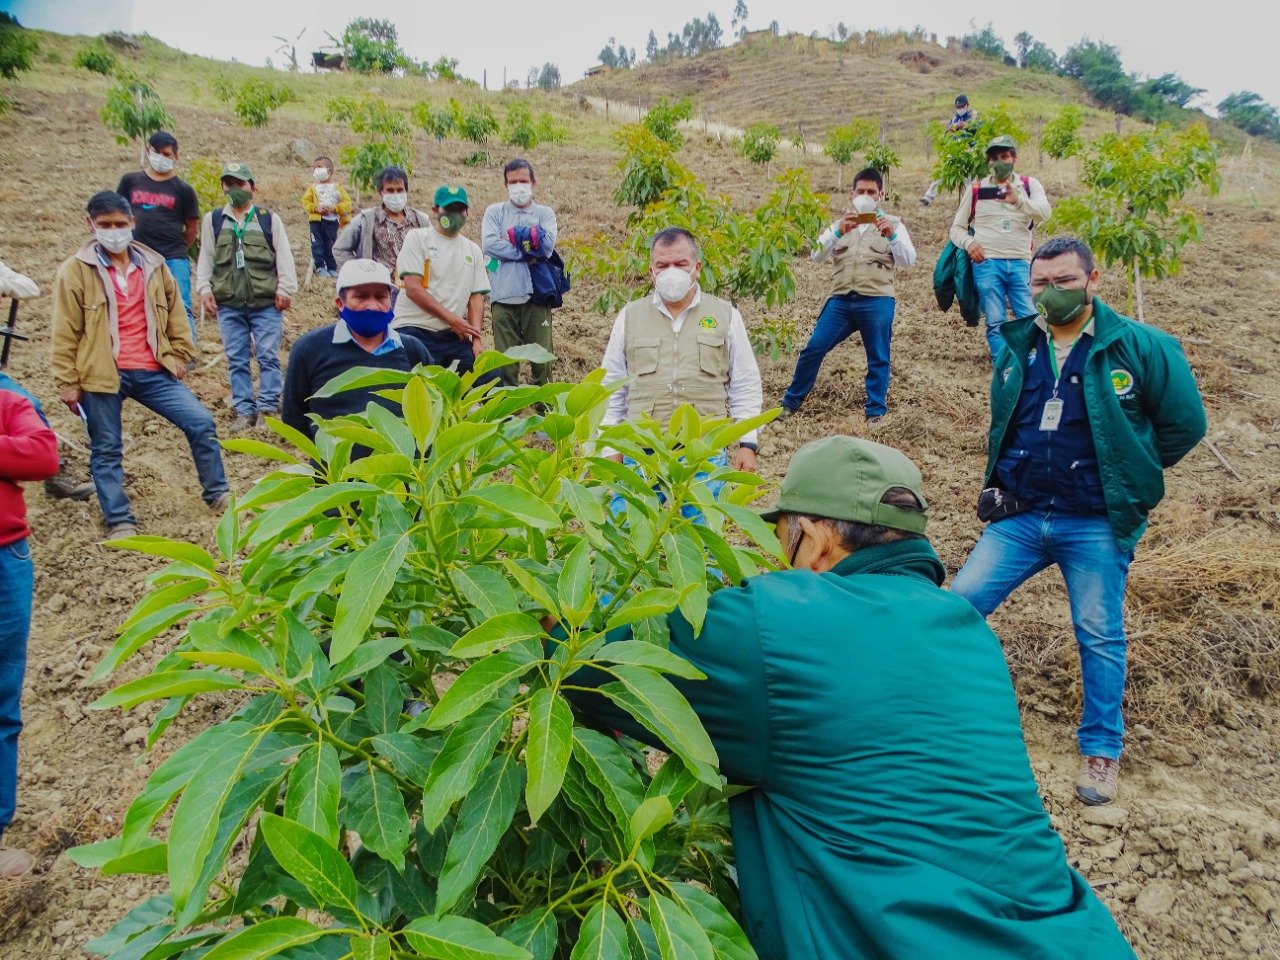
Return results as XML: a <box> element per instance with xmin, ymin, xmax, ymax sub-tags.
<box><xmin>852</xmin><ymin>194</ymin><xmax>878</xmax><ymax>215</ymax></box>
<box><xmin>148</xmin><ymin>152</ymin><xmax>175</xmax><ymax>174</ymax></box>
<box><xmin>654</xmin><ymin>266</ymin><xmax>694</xmax><ymax>304</ymax></box>
<box><xmin>96</xmin><ymin>227</ymin><xmax>133</xmax><ymax>254</ymax></box>
<box><xmin>313</xmin><ymin>167</ymin><xmax>331</xmax><ymax>182</ymax></box>
<box><xmin>382</xmin><ymin>192</ymin><xmax>409</xmax><ymax>212</ymax></box>
<box><xmin>507</xmin><ymin>183</ymin><xmax>533</xmax><ymax>206</ymax></box>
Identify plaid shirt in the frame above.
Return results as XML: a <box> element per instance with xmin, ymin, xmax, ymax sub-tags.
<box><xmin>371</xmin><ymin>207</ymin><xmax>423</xmax><ymax>271</ymax></box>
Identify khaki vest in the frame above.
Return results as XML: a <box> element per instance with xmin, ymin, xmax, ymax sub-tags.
<box><xmin>211</xmin><ymin>209</ymin><xmax>279</xmax><ymax>308</ymax></box>
<box><xmin>623</xmin><ymin>293</ymin><xmax>734</xmax><ymax>423</ymax></box>
<box><xmin>829</xmin><ymin>224</ymin><xmax>897</xmax><ymax>299</ymax></box>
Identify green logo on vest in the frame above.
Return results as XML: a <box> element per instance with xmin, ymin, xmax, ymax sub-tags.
<box><xmin>1110</xmin><ymin>368</ymin><xmax>1134</xmax><ymax>396</ymax></box>
<box><xmin>699</xmin><ymin>316</ymin><xmax>718</xmax><ymax>330</ymax></box>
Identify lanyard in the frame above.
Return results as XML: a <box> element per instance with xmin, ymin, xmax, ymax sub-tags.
<box><xmin>1045</xmin><ymin>330</ymin><xmax>1081</xmax><ymax>395</ymax></box>
<box><xmin>230</xmin><ymin>206</ymin><xmax>256</xmax><ymax>243</ymax></box>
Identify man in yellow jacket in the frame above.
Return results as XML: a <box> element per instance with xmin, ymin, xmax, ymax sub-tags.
<box><xmin>51</xmin><ymin>191</ymin><xmax>229</xmax><ymax>539</ymax></box>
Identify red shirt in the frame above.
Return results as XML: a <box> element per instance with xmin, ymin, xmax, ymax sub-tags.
<box><xmin>112</xmin><ymin>266</ymin><xmax>162</xmax><ymax>371</ymax></box>
<box><xmin>0</xmin><ymin>391</ymin><xmax>60</xmax><ymax>547</ymax></box>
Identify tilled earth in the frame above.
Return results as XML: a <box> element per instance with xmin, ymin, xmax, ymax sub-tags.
<box><xmin>1</xmin><ymin>81</ymin><xmax>1279</xmax><ymax>959</ymax></box>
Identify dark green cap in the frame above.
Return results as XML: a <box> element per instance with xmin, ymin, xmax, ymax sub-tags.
<box><xmin>433</xmin><ymin>184</ymin><xmax>469</xmax><ymax>208</ymax></box>
<box><xmin>986</xmin><ymin>134</ymin><xmax>1018</xmax><ymax>154</ymax></box>
<box><xmin>220</xmin><ymin>161</ymin><xmax>255</xmax><ymax>183</ymax></box>
<box><xmin>759</xmin><ymin>435</ymin><xmax>928</xmax><ymax>534</ymax></box>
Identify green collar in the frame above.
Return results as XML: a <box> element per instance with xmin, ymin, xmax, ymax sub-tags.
<box><xmin>828</xmin><ymin>539</ymin><xmax>946</xmax><ymax>586</ymax></box>
<box><xmin>1001</xmin><ymin>297</ymin><xmax>1127</xmax><ymax>355</ymax></box>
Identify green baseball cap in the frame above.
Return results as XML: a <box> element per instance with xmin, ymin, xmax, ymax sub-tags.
<box><xmin>220</xmin><ymin>161</ymin><xmax>255</xmax><ymax>183</ymax></box>
<box><xmin>433</xmin><ymin>184</ymin><xmax>470</xmax><ymax>208</ymax></box>
<box><xmin>759</xmin><ymin>435</ymin><xmax>928</xmax><ymax>534</ymax></box>
<box><xmin>986</xmin><ymin>135</ymin><xmax>1018</xmax><ymax>155</ymax></box>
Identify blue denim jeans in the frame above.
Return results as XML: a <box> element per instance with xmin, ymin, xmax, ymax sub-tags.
<box><xmin>217</xmin><ymin>305</ymin><xmax>284</xmax><ymax>417</ymax></box>
<box><xmin>81</xmin><ymin>370</ymin><xmax>229</xmax><ymax>527</ymax></box>
<box><xmin>781</xmin><ymin>292</ymin><xmax>895</xmax><ymax>418</ymax></box>
<box><xmin>972</xmin><ymin>258</ymin><xmax>1036</xmax><ymax>359</ymax></box>
<box><xmin>165</xmin><ymin>257</ymin><xmax>197</xmax><ymax>344</ymax></box>
<box><xmin>0</xmin><ymin>538</ymin><xmax>34</xmax><ymax>836</ymax></box>
<box><xmin>950</xmin><ymin>509</ymin><xmax>1133</xmax><ymax>759</ymax></box>
<box><xmin>309</xmin><ymin>220</ymin><xmax>339</xmax><ymax>272</ymax></box>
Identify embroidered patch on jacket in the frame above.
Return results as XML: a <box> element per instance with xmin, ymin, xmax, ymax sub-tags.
<box><xmin>1002</xmin><ymin>366</ymin><xmax>1013</xmax><ymax>384</ymax></box>
<box><xmin>699</xmin><ymin>316</ymin><xmax>718</xmax><ymax>330</ymax></box>
<box><xmin>1027</xmin><ymin>348</ymin><xmax>1037</xmax><ymax>366</ymax></box>
<box><xmin>1111</xmin><ymin>368</ymin><xmax>1135</xmax><ymax>396</ymax></box>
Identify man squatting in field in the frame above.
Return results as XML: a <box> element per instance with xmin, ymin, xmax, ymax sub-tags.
<box><xmin>561</xmin><ymin>435</ymin><xmax>1137</xmax><ymax>960</ymax></box>
<box><xmin>777</xmin><ymin>166</ymin><xmax>915</xmax><ymax>425</ymax></box>
<box><xmin>951</xmin><ymin>236</ymin><xmax>1207</xmax><ymax>805</ymax></box>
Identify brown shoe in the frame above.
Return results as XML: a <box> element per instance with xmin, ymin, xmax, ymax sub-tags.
<box><xmin>1075</xmin><ymin>756</ymin><xmax>1120</xmax><ymax>805</ymax></box>
<box><xmin>0</xmin><ymin>846</ymin><xmax>34</xmax><ymax>878</ymax></box>
<box><xmin>44</xmin><ymin>467</ymin><xmax>95</xmax><ymax>501</ymax></box>
<box><xmin>227</xmin><ymin>414</ymin><xmax>258</xmax><ymax>435</ymax></box>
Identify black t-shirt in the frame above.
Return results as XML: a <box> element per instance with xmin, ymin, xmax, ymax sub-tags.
<box><xmin>116</xmin><ymin>171</ymin><xmax>200</xmax><ymax>260</ymax></box>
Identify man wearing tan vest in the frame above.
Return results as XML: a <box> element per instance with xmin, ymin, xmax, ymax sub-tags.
<box><xmin>779</xmin><ymin>168</ymin><xmax>915</xmax><ymax>425</ymax></box>
<box><xmin>599</xmin><ymin>227</ymin><xmax>762</xmax><ymax>473</ymax></box>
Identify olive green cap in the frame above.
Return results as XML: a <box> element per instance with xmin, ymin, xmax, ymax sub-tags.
<box><xmin>220</xmin><ymin>161</ymin><xmax>255</xmax><ymax>183</ymax></box>
<box><xmin>986</xmin><ymin>135</ymin><xmax>1019</xmax><ymax>155</ymax></box>
<box><xmin>433</xmin><ymin>184</ymin><xmax>470</xmax><ymax>208</ymax></box>
<box><xmin>759</xmin><ymin>435</ymin><xmax>928</xmax><ymax>534</ymax></box>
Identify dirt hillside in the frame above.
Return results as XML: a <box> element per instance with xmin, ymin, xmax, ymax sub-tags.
<box><xmin>1</xmin><ymin>30</ymin><xmax>1278</xmax><ymax>960</ymax></box>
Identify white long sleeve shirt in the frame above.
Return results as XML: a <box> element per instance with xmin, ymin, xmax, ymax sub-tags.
<box><xmin>600</xmin><ymin>288</ymin><xmax>763</xmax><ymax>450</ymax></box>
<box><xmin>810</xmin><ymin>216</ymin><xmax>916</xmax><ymax>268</ymax></box>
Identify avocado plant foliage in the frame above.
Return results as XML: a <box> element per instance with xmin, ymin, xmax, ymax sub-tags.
<box><xmin>72</xmin><ymin>347</ymin><xmax>780</xmax><ymax>960</ymax></box>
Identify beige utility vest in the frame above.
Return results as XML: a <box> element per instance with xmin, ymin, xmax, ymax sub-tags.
<box><xmin>829</xmin><ymin>223</ymin><xmax>898</xmax><ymax>299</ymax></box>
<box><xmin>623</xmin><ymin>293</ymin><xmax>734</xmax><ymax>423</ymax></box>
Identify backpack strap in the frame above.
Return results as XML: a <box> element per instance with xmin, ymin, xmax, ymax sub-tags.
<box><xmin>211</xmin><ymin>208</ymin><xmax>225</xmax><ymax>241</ymax></box>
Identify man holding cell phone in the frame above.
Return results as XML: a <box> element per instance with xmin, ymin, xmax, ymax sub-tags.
<box><xmin>949</xmin><ymin>135</ymin><xmax>1051</xmax><ymax>359</ymax></box>
<box><xmin>778</xmin><ymin>167</ymin><xmax>915</xmax><ymax>425</ymax></box>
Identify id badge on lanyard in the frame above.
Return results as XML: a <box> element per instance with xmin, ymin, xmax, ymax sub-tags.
<box><xmin>234</xmin><ymin>241</ymin><xmax>246</xmax><ymax>270</ymax></box>
<box><xmin>1040</xmin><ymin>398</ymin><xmax>1064</xmax><ymax>431</ymax></box>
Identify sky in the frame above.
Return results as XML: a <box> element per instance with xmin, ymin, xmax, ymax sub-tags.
<box><xmin>8</xmin><ymin>0</ymin><xmax>1278</xmax><ymax>112</ymax></box>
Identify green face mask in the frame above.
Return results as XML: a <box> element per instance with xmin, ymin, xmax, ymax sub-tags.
<box><xmin>1034</xmin><ymin>284</ymin><xmax>1090</xmax><ymax>326</ymax></box>
<box><xmin>991</xmin><ymin>159</ymin><xmax>1015</xmax><ymax>181</ymax></box>
<box><xmin>437</xmin><ymin>210</ymin><xmax>467</xmax><ymax>234</ymax></box>
<box><xmin>225</xmin><ymin>187</ymin><xmax>253</xmax><ymax>208</ymax></box>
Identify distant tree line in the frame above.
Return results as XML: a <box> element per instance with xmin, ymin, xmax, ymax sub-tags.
<box><xmin>959</xmin><ymin>20</ymin><xmax>1280</xmax><ymax>141</ymax></box>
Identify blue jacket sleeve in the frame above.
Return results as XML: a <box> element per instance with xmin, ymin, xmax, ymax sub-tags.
<box><xmin>481</xmin><ymin>204</ymin><xmax>524</xmax><ymax>262</ymax></box>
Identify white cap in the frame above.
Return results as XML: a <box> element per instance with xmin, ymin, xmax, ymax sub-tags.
<box><xmin>335</xmin><ymin>258</ymin><xmax>394</xmax><ymax>293</ymax></box>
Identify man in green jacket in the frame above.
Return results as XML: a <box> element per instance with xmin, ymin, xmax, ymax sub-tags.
<box><xmin>568</xmin><ymin>435</ymin><xmax>1136</xmax><ymax>960</ymax></box>
<box><xmin>951</xmin><ymin>236</ymin><xmax>1206</xmax><ymax>805</ymax></box>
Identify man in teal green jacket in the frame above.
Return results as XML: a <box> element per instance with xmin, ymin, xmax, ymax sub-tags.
<box><xmin>952</xmin><ymin>236</ymin><xmax>1206</xmax><ymax>806</ymax></box>
<box><xmin>568</xmin><ymin>435</ymin><xmax>1136</xmax><ymax>960</ymax></box>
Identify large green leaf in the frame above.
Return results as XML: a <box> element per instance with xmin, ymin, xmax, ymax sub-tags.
<box><xmin>667</xmin><ymin>883</ymin><xmax>758</xmax><ymax>960</ymax></box>
<box><xmin>419</xmin><ymin>703</ymin><xmax>511</xmax><ymax>831</ymax></box>
<box><xmin>451</xmin><ymin>566</ymin><xmax>519</xmax><ymax>621</ymax></box>
<box><xmin>424</xmin><ymin>653</ymin><xmax>534</xmax><ymax>730</ymax></box>
<box><xmin>647</xmin><ymin>893</ymin><xmax>715</xmax><ymax>960</ymax></box>
<box><xmin>597</xmin><ymin>667</ymin><xmax>719</xmax><ymax>784</ymax></box>
<box><xmin>449</xmin><ymin>612</ymin><xmax>545</xmax><ymax>659</ymax></box>
<box><xmin>246</xmin><ymin>482</ymin><xmax>380</xmax><ymax>546</ymax></box>
<box><xmin>435</xmin><ymin>753</ymin><xmax>522</xmax><ymax>913</ymax></box>
<box><xmin>459</xmin><ymin>483</ymin><xmax>561</xmax><ymax>530</ymax></box>
<box><xmin>595</xmin><ymin>641</ymin><xmax>705</xmax><ymax>681</ymax></box>
<box><xmin>330</xmin><ymin>532</ymin><xmax>412</xmax><ymax>664</ymax></box>
<box><xmin>604</xmin><ymin>589</ymin><xmax>682</xmax><ymax>630</ymax></box>
<box><xmin>201</xmin><ymin>917</ymin><xmax>328</xmax><ymax>960</ymax></box>
<box><xmin>403</xmin><ymin>915</ymin><xmax>532</xmax><ymax>960</ymax></box>
<box><xmin>402</xmin><ymin>374</ymin><xmax>433</xmax><ymax>450</ymax></box>
<box><xmin>557</xmin><ymin>539</ymin><xmax>593</xmax><ymax>628</ymax></box>
<box><xmin>344</xmin><ymin>762</ymin><xmax>411</xmax><ymax>870</ymax></box>
<box><xmin>570</xmin><ymin>728</ymin><xmax>645</xmax><ymax>827</ymax></box>
<box><xmin>500</xmin><ymin>559</ymin><xmax>559</xmax><ymax>616</ymax></box>
<box><xmin>557</xmin><ymin>478</ymin><xmax>606</xmax><ymax>526</ymax></box>
<box><xmin>628</xmin><ymin>797</ymin><xmax>674</xmax><ymax>848</ymax></box>
<box><xmin>93</xmin><ymin>603</ymin><xmax>201</xmax><ymax>682</ymax></box>
<box><xmin>503</xmin><ymin>911</ymin><xmax>557</xmax><ymax>960</ymax></box>
<box><xmin>312</xmin><ymin>365</ymin><xmax>412</xmax><ymax>398</ymax></box>
<box><xmin>662</xmin><ymin>530</ymin><xmax>710</xmax><ymax>632</ymax></box>
<box><xmin>258</xmin><ymin>813</ymin><xmax>362</xmax><ymax>916</ymax></box>
<box><xmin>524</xmin><ymin>689</ymin><xmax>572</xmax><ymax>824</ymax></box>
<box><xmin>90</xmin><ymin>669</ymin><xmax>243</xmax><ymax>711</ymax></box>
<box><xmin>284</xmin><ymin>743</ymin><xmax>341</xmax><ymax>845</ymax></box>
<box><xmin>369</xmin><ymin>732</ymin><xmax>438</xmax><ymax>783</ymax></box>
<box><xmin>570</xmin><ymin>901</ymin><xmax>630</xmax><ymax>960</ymax></box>
<box><xmin>220</xmin><ymin>437</ymin><xmax>302</xmax><ymax>463</ymax></box>
<box><xmin>361</xmin><ymin>662</ymin><xmax>404</xmax><ymax>735</ymax></box>
<box><xmin>105</xmin><ymin>535</ymin><xmax>215</xmax><ymax>571</ymax></box>
<box><xmin>66</xmin><ymin>835</ymin><xmax>167</xmax><ymax>876</ymax></box>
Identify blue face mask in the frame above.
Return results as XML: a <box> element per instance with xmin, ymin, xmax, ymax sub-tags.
<box><xmin>340</xmin><ymin>305</ymin><xmax>394</xmax><ymax>337</ymax></box>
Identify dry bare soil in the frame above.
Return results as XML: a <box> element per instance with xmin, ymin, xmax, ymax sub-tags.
<box><xmin>1</xmin><ymin>37</ymin><xmax>1279</xmax><ymax>960</ymax></box>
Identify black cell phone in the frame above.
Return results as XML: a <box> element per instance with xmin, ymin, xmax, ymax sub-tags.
<box><xmin>976</xmin><ymin>185</ymin><xmax>1004</xmax><ymax>200</ymax></box>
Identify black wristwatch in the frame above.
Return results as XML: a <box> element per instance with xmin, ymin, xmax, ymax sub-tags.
<box><xmin>738</xmin><ymin>442</ymin><xmax>758</xmax><ymax>452</ymax></box>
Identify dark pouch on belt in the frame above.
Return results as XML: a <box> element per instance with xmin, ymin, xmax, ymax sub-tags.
<box><xmin>976</xmin><ymin>487</ymin><xmax>1034</xmax><ymax>523</ymax></box>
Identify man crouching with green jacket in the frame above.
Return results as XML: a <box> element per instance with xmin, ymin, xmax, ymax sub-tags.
<box><xmin>566</xmin><ymin>435</ymin><xmax>1136</xmax><ymax>960</ymax></box>
<box><xmin>951</xmin><ymin>236</ymin><xmax>1207</xmax><ymax>807</ymax></box>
